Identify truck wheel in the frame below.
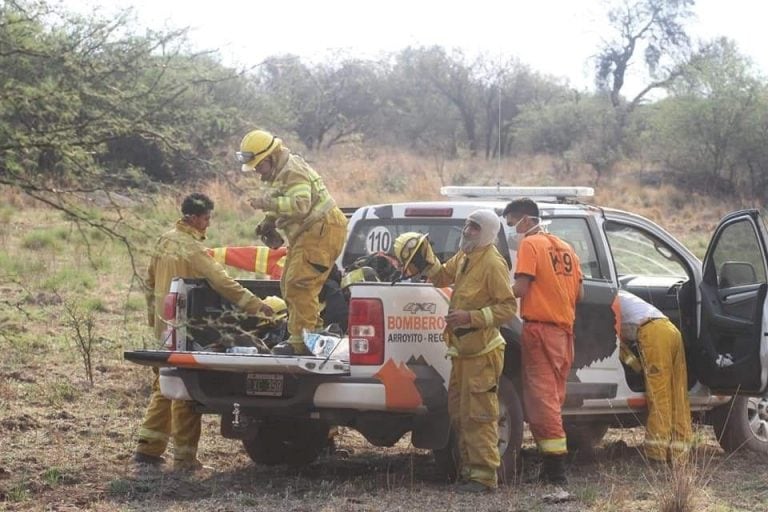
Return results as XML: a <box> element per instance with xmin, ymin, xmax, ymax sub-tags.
<box><xmin>242</xmin><ymin>419</ymin><xmax>330</xmax><ymax>466</ymax></box>
<box><xmin>564</xmin><ymin>422</ymin><xmax>609</xmax><ymax>453</ymax></box>
<box><xmin>711</xmin><ymin>396</ymin><xmax>768</xmax><ymax>454</ymax></box>
<box><xmin>432</xmin><ymin>375</ymin><xmax>523</xmax><ymax>484</ymax></box>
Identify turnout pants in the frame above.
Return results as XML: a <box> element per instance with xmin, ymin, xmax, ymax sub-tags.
<box><xmin>637</xmin><ymin>318</ymin><xmax>693</xmax><ymax>462</ymax></box>
<box><xmin>522</xmin><ymin>322</ymin><xmax>573</xmax><ymax>455</ymax></box>
<box><xmin>136</xmin><ymin>368</ymin><xmax>202</xmax><ymax>463</ymax></box>
<box><xmin>448</xmin><ymin>348</ymin><xmax>504</xmax><ymax>488</ymax></box>
<box><xmin>282</xmin><ymin>208</ymin><xmax>347</xmax><ymax>348</ymax></box>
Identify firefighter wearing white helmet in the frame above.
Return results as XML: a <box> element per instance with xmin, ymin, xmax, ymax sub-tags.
<box><xmin>236</xmin><ymin>129</ymin><xmax>348</xmax><ymax>355</ymax></box>
<box><xmin>392</xmin><ymin>210</ymin><xmax>517</xmax><ymax>493</ymax></box>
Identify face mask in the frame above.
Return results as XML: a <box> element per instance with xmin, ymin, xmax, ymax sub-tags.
<box><xmin>508</xmin><ymin>217</ymin><xmax>540</xmax><ymax>250</ymax></box>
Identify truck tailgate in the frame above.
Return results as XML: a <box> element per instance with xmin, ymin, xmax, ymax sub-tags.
<box><xmin>124</xmin><ymin>350</ymin><xmax>349</xmax><ymax>375</ymax></box>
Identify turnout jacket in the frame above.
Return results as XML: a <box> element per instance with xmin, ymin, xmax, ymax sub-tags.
<box><xmin>259</xmin><ymin>152</ymin><xmax>342</xmax><ymax>244</ymax></box>
<box><xmin>146</xmin><ymin>220</ymin><xmax>264</xmax><ymax>341</ymax></box>
<box><xmin>429</xmin><ymin>244</ymin><xmax>517</xmax><ymax>358</ymax></box>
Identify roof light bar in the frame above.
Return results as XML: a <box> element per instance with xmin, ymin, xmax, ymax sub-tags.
<box><xmin>440</xmin><ymin>186</ymin><xmax>594</xmax><ymax>201</ymax></box>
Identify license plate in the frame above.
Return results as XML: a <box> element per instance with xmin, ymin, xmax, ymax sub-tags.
<box><xmin>246</xmin><ymin>373</ymin><xmax>284</xmax><ymax>397</ymax></box>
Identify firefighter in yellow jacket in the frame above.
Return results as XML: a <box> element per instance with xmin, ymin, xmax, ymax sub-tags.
<box><xmin>617</xmin><ymin>290</ymin><xmax>693</xmax><ymax>464</ymax></box>
<box><xmin>135</xmin><ymin>193</ymin><xmax>273</xmax><ymax>470</ymax></box>
<box><xmin>237</xmin><ymin>129</ymin><xmax>348</xmax><ymax>355</ymax></box>
<box><xmin>394</xmin><ymin>209</ymin><xmax>517</xmax><ymax>493</ymax></box>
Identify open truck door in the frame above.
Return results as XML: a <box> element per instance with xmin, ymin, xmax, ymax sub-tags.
<box><xmin>696</xmin><ymin>209</ymin><xmax>768</xmax><ymax>395</ymax></box>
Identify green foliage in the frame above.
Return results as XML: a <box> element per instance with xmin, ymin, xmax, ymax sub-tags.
<box><xmin>43</xmin><ymin>268</ymin><xmax>96</xmax><ymax>290</ymax></box>
<box><xmin>83</xmin><ymin>297</ymin><xmax>108</xmax><ymax>313</ymax></box>
<box><xmin>646</xmin><ymin>38</ymin><xmax>768</xmax><ymax>199</ymax></box>
<box><xmin>124</xmin><ymin>295</ymin><xmax>146</xmax><ymax>312</ymax></box>
<box><xmin>6</xmin><ymin>481</ymin><xmax>30</xmax><ymax>502</ymax></box>
<box><xmin>21</xmin><ymin>228</ymin><xmax>63</xmax><ymax>250</ymax></box>
<box><xmin>0</xmin><ymin>0</ymin><xmax>766</xmax><ymax>208</ymax></box>
<box><xmin>42</xmin><ymin>379</ymin><xmax>79</xmax><ymax>406</ymax></box>
<box><xmin>43</xmin><ymin>467</ymin><xmax>64</xmax><ymax>486</ymax></box>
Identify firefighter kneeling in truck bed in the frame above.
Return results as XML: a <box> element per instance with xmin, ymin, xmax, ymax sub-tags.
<box><xmin>393</xmin><ymin>209</ymin><xmax>517</xmax><ymax>493</ymax></box>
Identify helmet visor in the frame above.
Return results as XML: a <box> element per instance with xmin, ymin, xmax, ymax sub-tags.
<box><xmin>235</xmin><ymin>151</ymin><xmax>257</xmax><ymax>164</ymax></box>
<box><xmin>235</xmin><ymin>135</ymin><xmax>277</xmax><ymax>164</ymax></box>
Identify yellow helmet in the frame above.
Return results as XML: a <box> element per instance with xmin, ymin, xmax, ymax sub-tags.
<box><xmin>341</xmin><ymin>266</ymin><xmax>379</xmax><ymax>289</ymax></box>
<box><xmin>393</xmin><ymin>232</ymin><xmax>429</xmax><ymax>273</ymax></box>
<box><xmin>236</xmin><ymin>130</ymin><xmax>282</xmax><ymax>172</ymax></box>
<box><xmin>259</xmin><ymin>295</ymin><xmax>287</xmax><ymax>326</ymax></box>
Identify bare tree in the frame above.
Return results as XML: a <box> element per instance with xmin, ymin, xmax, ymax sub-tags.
<box><xmin>595</xmin><ymin>0</ymin><xmax>694</xmax><ymax>112</ymax></box>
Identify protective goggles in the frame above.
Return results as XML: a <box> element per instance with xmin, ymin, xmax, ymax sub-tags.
<box><xmin>234</xmin><ymin>136</ymin><xmax>276</xmax><ymax>164</ymax></box>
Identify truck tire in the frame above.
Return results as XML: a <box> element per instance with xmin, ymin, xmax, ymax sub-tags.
<box><xmin>710</xmin><ymin>396</ymin><xmax>768</xmax><ymax>454</ymax></box>
<box><xmin>242</xmin><ymin>419</ymin><xmax>330</xmax><ymax>466</ymax></box>
<box><xmin>432</xmin><ymin>375</ymin><xmax>523</xmax><ymax>484</ymax></box>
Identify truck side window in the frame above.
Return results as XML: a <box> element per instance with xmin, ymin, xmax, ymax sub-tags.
<box><xmin>547</xmin><ymin>218</ymin><xmax>602</xmax><ymax>279</ymax></box>
<box><xmin>709</xmin><ymin>219</ymin><xmax>767</xmax><ymax>289</ymax></box>
<box><xmin>604</xmin><ymin>222</ymin><xmax>688</xmax><ymax>279</ymax></box>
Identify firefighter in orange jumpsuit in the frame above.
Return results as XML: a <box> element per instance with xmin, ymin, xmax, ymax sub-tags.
<box><xmin>503</xmin><ymin>198</ymin><xmax>583</xmax><ymax>485</ymax></box>
<box><xmin>237</xmin><ymin>129</ymin><xmax>347</xmax><ymax>355</ymax></box>
<box><xmin>617</xmin><ymin>290</ymin><xmax>693</xmax><ymax>464</ymax></box>
<box><xmin>135</xmin><ymin>193</ymin><xmax>273</xmax><ymax>470</ymax></box>
<box><xmin>394</xmin><ymin>209</ymin><xmax>517</xmax><ymax>493</ymax></box>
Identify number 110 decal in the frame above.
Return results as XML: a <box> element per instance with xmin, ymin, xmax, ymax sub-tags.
<box><xmin>366</xmin><ymin>227</ymin><xmax>392</xmax><ymax>254</ymax></box>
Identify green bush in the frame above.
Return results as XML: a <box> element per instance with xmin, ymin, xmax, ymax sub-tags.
<box><xmin>83</xmin><ymin>297</ymin><xmax>109</xmax><ymax>313</ymax></box>
<box><xmin>43</xmin><ymin>268</ymin><xmax>96</xmax><ymax>291</ymax></box>
<box><xmin>22</xmin><ymin>229</ymin><xmax>61</xmax><ymax>250</ymax></box>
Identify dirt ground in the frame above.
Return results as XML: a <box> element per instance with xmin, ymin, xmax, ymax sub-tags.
<box><xmin>1</xmin><ymin>196</ymin><xmax>767</xmax><ymax>511</ymax></box>
<box><xmin>1</xmin><ymin>352</ymin><xmax>767</xmax><ymax>512</ymax></box>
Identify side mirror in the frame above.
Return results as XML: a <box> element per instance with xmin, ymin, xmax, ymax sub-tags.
<box><xmin>718</xmin><ymin>261</ymin><xmax>758</xmax><ymax>288</ymax></box>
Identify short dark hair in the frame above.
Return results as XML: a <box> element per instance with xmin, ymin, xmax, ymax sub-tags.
<box><xmin>181</xmin><ymin>193</ymin><xmax>214</xmax><ymax>216</ymax></box>
<box><xmin>502</xmin><ymin>198</ymin><xmax>539</xmax><ymax>218</ymax></box>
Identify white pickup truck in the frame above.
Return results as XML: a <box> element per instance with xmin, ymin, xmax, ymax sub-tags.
<box><xmin>125</xmin><ymin>186</ymin><xmax>768</xmax><ymax>481</ymax></box>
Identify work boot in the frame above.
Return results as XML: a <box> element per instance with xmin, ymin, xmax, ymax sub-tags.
<box><xmin>271</xmin><ymin>341</ymin><xmax>310</xmax><ymax>356</ymax></box>
<box><xmin>542</xmin><ymin>454</ymin><xmax>568</xmax><ymax>485</ymax></box>
<box><xmin>133</xmin><ymin>452</ymin><xmax>165</xmax><ymax>466</ymax></box>
<box><xmin>525</xmin><ymin>454</ymin><xmax>568</xmax><ymax>485</ymax></box>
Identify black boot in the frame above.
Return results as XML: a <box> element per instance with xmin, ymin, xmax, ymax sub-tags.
<box><xmin>542</xmin><ymin>454</ymin><xmax>568</xmax><ymax>485</ymax></box>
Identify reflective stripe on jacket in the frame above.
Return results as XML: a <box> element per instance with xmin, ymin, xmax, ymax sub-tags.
<box><xmin>260</xmin><ymin>152</ymin><xmax>338</xmax><ymax>244</ymax></box>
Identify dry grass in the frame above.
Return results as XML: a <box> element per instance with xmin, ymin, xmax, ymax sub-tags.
<box><xmin>1</xmin><ymin>152</ymin><xmax>767</xmax><ymax>510</ymax></box>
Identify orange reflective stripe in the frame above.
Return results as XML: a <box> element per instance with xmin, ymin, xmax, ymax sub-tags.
<box><xmin>167</xmin><ymin>353</ymin><xmax>198</xmax><ymax>367</ymax></box>
<box><xmin>628</xmin><ymin>397</ymin><xmax>647</xmax><ymax>409</ymax></box>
